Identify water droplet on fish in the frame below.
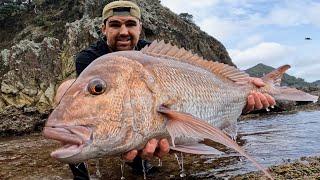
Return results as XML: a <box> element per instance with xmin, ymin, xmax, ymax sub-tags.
<box><xmin>120</xmin><ymin>160</ymin><xmax>125</xmax><ymax>180</ymax></box>
<box><xmin>95</xmin><ymin>159</ymin><xmax>102</xmax><ymax>178</ymax></box>
<box><xmin>180</xmin><ymin>152</ymin><xmax>186</xmax><ymax>177</ymax></box>
<box><xmin>142</xmin><ymin>159</ymin><xmax>147</xmax><ymax>180</ymax></box>
<box><xmin>180</xmin><ymin>172</ymin><xmax>186</xmax><ymax>178</ymax></box>
<box><xmin>175</xmin><ymin>153</ymin><xmax>186</xmax><ymax>178</ymax></box>
<box><xmin>158</xmin><ymin>158</ymin><xmax>162</xmax><ymax>167</ymax></box>
<box><xmin>174</xmin><ymin>153</ymin><xmax>181</xmax><ymax>169</ymax></box>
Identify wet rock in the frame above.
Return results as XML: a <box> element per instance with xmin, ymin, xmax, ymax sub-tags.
<box><xmin>0</xmin><ymin>107</ymin><xmax>48</xmax><ymax>136</ymax></box>
<box><xmin>23</xmin><ymin>106</ymin><xmax>37</xmax><ymax>113</ymax></box>
<box><xmin>0</xmin><ymin>98</ymin><xmax>5</xmax><ymax>113</ymax></box>
<box><xmin>276</xmin><ymin>100</ymin><xmax>297</xmax><ymax>111</ymax></box>
<box><xmin>44</xmin><ymin>83</ymin><xmax>55</xmax><ymax>105</ymax></box>
<box><xmin>0</xmin><ymin>37</ymin><xmax>60</xmax><ymax>135</ymax></box>
<box><xmin>21</xmin><ymin>86</ymin><xmax>38</xmax><ymax>97</ymax></box>
<box><xmin>231</xmin><ymin>156</ymin><xmax>320</xmax><ymax>180</ymax></box>
<box><xmin>60</xmin><ymin>16</ymin><xmax>102</xmax><ymax>78</ymax></box>
<box><xmin>36</xmin><ymin>87</ymin><xmax>56</xmax><ymax>114</ymax></box>
<box><xmin>1</xmin><ymin>93</ymin><xmax>33</xmax><ymax>108</ymax></box>
<box><xmin>1</xmin><ymin>81</ymin><xmax>19</xmax><ymax>94</ymax></box>
<box><xmin>0</xmin><ymin>37</ymin><xmax>61</xmax><ymax>112</ymax></box>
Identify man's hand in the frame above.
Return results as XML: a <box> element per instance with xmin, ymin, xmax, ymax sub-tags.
<box><xmin>123</xmin><ymin>138</ymin><xmax>170</xmax><ymax>161</ymax></box>
<box><xmin>243</xmin><ymin>77</ymin><xmax>276</xmax><ymax>113</ymax></box>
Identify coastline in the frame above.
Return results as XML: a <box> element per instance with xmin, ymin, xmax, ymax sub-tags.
<box><xmin>231</xmin><ymin>156</ymin><xmax>320</xmax><ymax>180</ymax></box>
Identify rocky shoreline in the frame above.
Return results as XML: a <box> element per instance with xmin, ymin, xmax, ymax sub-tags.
<box><xmin>1</xmin><ymin>133</ymin><xmax>319</xmax><ymax>179</ymax></box>
<box><xmin>240</xmin><ymin>101</ymin><xmax>320</xmax><ymax>121</ymax></box>
<box><xmin>232</xmin><ymin>156</ymin><xmax>320</xmax><ymax>180</ymax></box>
<box><xmin>0</xmin><ymin>106</ymin><xmax>49</xmax><ymax>137</ymax></box>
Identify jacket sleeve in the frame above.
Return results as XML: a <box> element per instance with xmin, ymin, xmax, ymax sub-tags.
<box><xmin>75</xmin><ymin>49</ymin><xmax>98</xmax><ymax>76</ymax></box>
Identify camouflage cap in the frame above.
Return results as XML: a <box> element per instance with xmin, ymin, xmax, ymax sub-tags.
<box><xmin>102</xmin><ymin>1</ymin><xmax>141</xmax><ymax>22</ymax></box>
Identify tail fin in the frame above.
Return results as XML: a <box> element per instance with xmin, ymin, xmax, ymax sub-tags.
<box><xmin>261</xmin><ymin>65</ymin><xmax>318</xmax><ymax>103</ymax></box>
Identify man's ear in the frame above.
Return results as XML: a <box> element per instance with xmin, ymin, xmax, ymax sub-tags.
<box><xmin>138</xmin><ymin>21</ymin><xmax>143</xmax><ymax>33</ymax></box>
<box><xmin>101</xmin><ymin>23</ymin><xmax>106</xmax><ymax>35</ymax></box>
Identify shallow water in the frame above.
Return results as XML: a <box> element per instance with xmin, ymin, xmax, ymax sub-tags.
<box><xmin>196</xmin><ymin>110</ymin><xmax>320</xmax><ymax>178</ymax></box>
<box><xmin>1</xmin><ymin>111</ymin><xmax>319</xmax><ymax>179</ymax></box>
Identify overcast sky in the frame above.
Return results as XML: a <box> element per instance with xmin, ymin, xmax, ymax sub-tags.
<box><xmin>161</xmin><ymin>0</ymin><xmax>320</xmax><ymax>82</ymax></box>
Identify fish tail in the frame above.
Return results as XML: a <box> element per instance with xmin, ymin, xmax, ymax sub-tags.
<box><xmin>261</xmin><ymin>65</ymin><xmax>318</xmax><ymax>102</ymax></box>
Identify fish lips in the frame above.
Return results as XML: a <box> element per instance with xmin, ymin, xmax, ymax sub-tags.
<box><xmin>43</xmin><ymin>125</ymin><xmax>93</xmax><ymax>160</ymax></box>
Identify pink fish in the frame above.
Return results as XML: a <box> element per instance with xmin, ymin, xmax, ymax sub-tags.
<box><xmin>43</xmin><ymin>40</ymin><xmax>318</xmax><ymax>179</ymax></box>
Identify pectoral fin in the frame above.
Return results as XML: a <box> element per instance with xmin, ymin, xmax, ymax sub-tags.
<box><xmin>158</xmin><ymin>106</ymin><xmax>273</xmax><ymax>180</ymax></box>
<box><xmin>54</xmin><ymin>79</ymin><xmax>76</xmax><ymax>106</ymax></box>
<box><xmin>170</xmin><ymin>143</ymin><xmax>223</xmax><ymax>155</ymax></box>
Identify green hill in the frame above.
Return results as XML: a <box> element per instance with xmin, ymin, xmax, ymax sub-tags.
<box><xmin>312</xmin><ymin>80</ymin><xmax>320</xmax><ymax>87</ymax></box>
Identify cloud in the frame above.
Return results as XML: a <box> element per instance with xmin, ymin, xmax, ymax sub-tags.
<box><xmin>229</xmin><ymin>42</ymin><xmax>294</xmax><ymax>69</ymax></box>
<box><xmin>290</xmin><ymin>55</ymin><xmax>320</xmax><ymax>82</ymax></box>
<box><xmin>229</xmin><ymin>42</ymin><xmax>320</xmax><ymax>82</ymax></box>
<box><xmin>162</xmin><ymin>0</ymin><xmax>320</xmax><ymax>29</ymax></box>
<box><xmin>161</xmin><ymin>0</ymin><xmax>219</xmax><ymax>15</ymax></box>
<box><xmin>252</xmin><ymin>1</ymin><xmax>320</xmax><ymax>27</ymax></box>
<box><xmin>307</xmin><ymin>2</ymin><xmax>320</xmax><ymax>27</ymax></box>
<box><xmin>235</xmin><ymin>34</ymin><xmax>264</xmax><ymax>49</ymax></box>
<box><xmin>198</xmin><ymin>17</ymin><xmax>240</xmax><ymax>42</ymax></box>
<box><xmin>291</xmin><ymin>63</ymin><xmax>320</xmax><ymax>82</ymax></box>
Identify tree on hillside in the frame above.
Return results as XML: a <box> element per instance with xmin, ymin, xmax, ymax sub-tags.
<box><xmin>179</xmin><ymin>12</ymin><xmax>194</xmax><ymax>24</ymax></box>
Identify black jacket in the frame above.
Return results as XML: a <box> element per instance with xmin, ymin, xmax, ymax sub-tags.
<box><xmin>75</xmin><ymin>38</ymin><xmax>151</xmax><ymax>76</ymax></box>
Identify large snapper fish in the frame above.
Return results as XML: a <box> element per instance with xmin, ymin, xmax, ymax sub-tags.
<box><xmin>43</xmin><ymin>40</ymin><xmax>318</xmax><ymax>179</ymax></box>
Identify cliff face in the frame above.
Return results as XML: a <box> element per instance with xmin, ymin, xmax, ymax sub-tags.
<box><xmin>0</xmin><ymin>0</ymin><xmax>233</xmax><ymax>135</ymax></box>
<box><xmin>0</xmin><ymin>38</ymin><xmax>61</xmax><ymax>136</ymax></box>
<box><xmin>1</xmin><ymin>0</ymin><xmax>232</xmax><ymax>64</ymax></box>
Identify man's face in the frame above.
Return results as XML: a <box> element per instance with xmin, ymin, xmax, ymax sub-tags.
<box><xmin>102</xmin><ymin>15</ymin><xmax>142</xmax><ymax>51</ymax></box>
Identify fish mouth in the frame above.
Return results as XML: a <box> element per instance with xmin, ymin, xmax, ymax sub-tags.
<box><xmin>43</xmin><ymin>125</ymin><xmax>93</xmax><ymax>159</ymax></box>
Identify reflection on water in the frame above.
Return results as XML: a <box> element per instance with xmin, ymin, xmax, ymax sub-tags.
<box><xmin>197</xmin><ymin>110</ymin><xmax>320</xmax><ymax>178</ymax></box>
<box><xmin>1</xmin><ymin>111</ymin><xmax>319</xmax><ymax>179</ymax></box>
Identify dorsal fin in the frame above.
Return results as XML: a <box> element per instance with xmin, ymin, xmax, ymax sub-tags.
<box><xmin>141</xmin><ymin>40</ymin><xmax>249</xmax><ymax>83</ymax></box>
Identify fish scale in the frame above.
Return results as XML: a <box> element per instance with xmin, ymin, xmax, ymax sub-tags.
<box><xmin>145</xmin><ymin>57</ymin><xmax>249</xmax><ymax>137</ymax></box>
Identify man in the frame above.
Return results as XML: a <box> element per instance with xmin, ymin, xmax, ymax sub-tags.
<box><xmin>71</xmin><ymin>1</ymin><xmax>275</xmax><ymax>179</ymax></box>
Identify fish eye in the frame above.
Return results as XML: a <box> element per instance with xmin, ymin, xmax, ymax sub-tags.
<box><xmin>87</xmin><ymin>79</ymin><xmax>107</xmax><ymax>95</ymax></box>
